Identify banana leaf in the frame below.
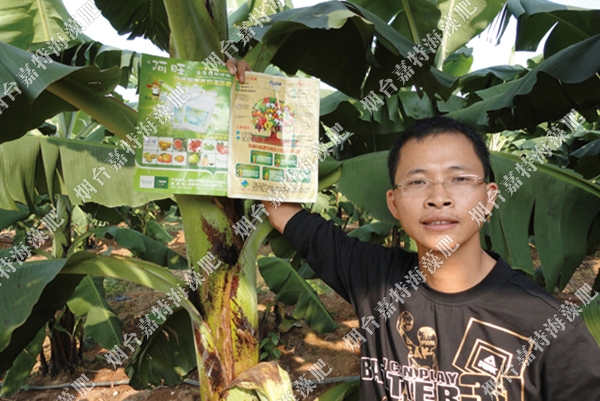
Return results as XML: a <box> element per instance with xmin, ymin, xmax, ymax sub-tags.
<box><xmin>258</xmin><ymin>257</ymin><xmax>337</xmax><ymax>333</ymax></box>
<box><xmin>505</xmin><ymin>0</ymin><xmax>600</xmax><ymax>57</ymax></box>
<box><xmin>0</xmin><ymin>136</ymin><xmax>167</xmax><ymax>211</ymax></box>
<box><xmin>0</xmin><ymin>42</ymin><xmax>137</xmax><ymax>143</ymax></box>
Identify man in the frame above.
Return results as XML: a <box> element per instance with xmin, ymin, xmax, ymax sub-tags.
<box><xmin>228</xmin><ymin>60</ymin><xmax>600</xmax><ymax>401</ymax></box>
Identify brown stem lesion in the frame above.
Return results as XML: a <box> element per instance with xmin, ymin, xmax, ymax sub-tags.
<box><xmin>213</xmin><ymin>196</ymin><xmax>244</xmax><ymax>253</ymax></box>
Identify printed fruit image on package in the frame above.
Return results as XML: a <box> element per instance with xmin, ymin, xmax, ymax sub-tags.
<box><xmin>250</xmin><ymin>97</ymin><xmax>294</xmax><ymax>146</ymax></box>
<box><xmin>228</xmin><ymin>72</ymin><xmax>320</xmax><ymax>202</ymax></box>
<box><xmin>134</xmin><ymin>54</ymin><xmax>232</xmax><ymax>195</ymax></box>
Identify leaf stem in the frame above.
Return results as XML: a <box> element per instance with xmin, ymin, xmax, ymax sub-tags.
<box><xmin>32</xmin><ymin>248</ymin><xmax>54</xmax><ymax>260</ymax></box>
<box><xmin>401</xmin><ymin>0</ymin><xmax>420</xmax><ymax>44</ymax></box>
<box><xmin>36</xmin><ymin>0</ymin><xmax>51</xmax><ymax>42</ymax></box>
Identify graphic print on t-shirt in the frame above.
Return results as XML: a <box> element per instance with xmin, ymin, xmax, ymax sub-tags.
<box><xmin>367</xmin><ymin>315</ymin><xmax>531</xmax><ymax>401</ymax></box>
<box><xmin>397</xmin><ymin>311</ymin><xmax>439</xmax><ymax>371</ymax></box>
<box><xmin>451</xmin><ymin>318</ymin><xmax>530</xmax><ymax>401</ymax></box>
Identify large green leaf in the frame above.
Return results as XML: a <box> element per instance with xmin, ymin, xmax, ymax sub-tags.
<box><xmin>336</xmin><ymin>150</ymin><xmax>600</xmax><ymax>290</ymax></box>
<box><xmin>61</xmin><ymin>252</ymin><xmax>184</xmax><ymax>296</ymax></box>
<box><xmin>348</xmin><ymin>0</ymin><xmax>440</xmax><ymax>45</ymax></box>
<box><xmin>95</xmin><ymin>0</ymin><xmax>170</xmax><ymax>52</ymax></box>
<box><xmin>146</xmin><ymin>219</ymin><xmax>174</xmax><ymax>244</ymax></box>
<box><xmin>0</xmin><ymin>248</ymin><xmax>226</xmax><ymax>397</ymax></box>
<box><xmin>91</xmin><ymin>226</ymin><xmax>187</xmax><ymax>270</ymax></box>
<box><xmin>60</xmin><ymin>251</ymin><xmax>226</xmax><ymax>401</ymax></box>
<box><xmin>434</xmin><ymin>0</ymin><xmax>507</xmax><ymax>62</ymax></box>
<box><xmin>0</xmin><ymin>0</ymin><xmax>90</xmax><ymax>49</ymax></box>
<box><xmin>319</xmin><ymin>91</ymin><xmax>404</xmax><ymax>156</ymax></box>
<box><xmin>486</xmin><ymin>155</ymin><xmax>535</xmax><ymax>275</ymax></box>
<box><xmin>126</xmin><ymin>308</ymin><xmax>196</xmax><ymax>389</ymax></box>
<box><xmin>447</xmin><ymin>34</ymin><xmax>600</xmax><ymax>132</ymax></box>
<box><xmin>320</xmin><ymin>91</ymin><xmax>406</xmax><ymax>147</ymax></box>
<box><xmin>347</xmin><ymin>2</ymin><xmax>458</xmax><ymax>101</ymax></box>
<box><xmin>442</xmin><ymin>47</ymin><xmax>474</xmax><ymax>77</ymax></box>
<box><xmin>458</xmin><ymin>65</ymin><xmax>528</xmax><ymax>95</ymax></box>
<box><xmin>0</xmin><ymin>136</ymin><xmax>167</xmax><ymax>211</ymax></box>
<box><xmin>337</xmin><ymin>152</ymin><xmax>395</xmax><ymax>223</ymax></box>
<box><xmin>0</xmin><ymin>42</ymin><xmax>137</xmax><ymax>144</ymax></box>
<box><xmin>249</xmin><ymin>2</ymin><xmax>456</xmax><ymax>100</ymax></box>
<box><xmin>0</xmin><ymin>259</ymin><xmax>83</xmax><ymax>374</ymax></box>
<box><xmin>349</xmin><ymin>0</ymin><xmax>507</xmax><ymax>63</ymax></box>
<box><xmin>247</xmin><ymin>2</ymin><xmax>375</xmax><ymax>97</ymax></box>
<box><xmin>582</xmin><ymin>297</ymin><xmax>600</xmax><ymax>347</ymax></box>
<box><xmin>489</xmin><ymin>151</ymin><xmax>600</xmax><ymax>289</ymax></box>
<box><xmin>0</xmin><ymin>327</ymin><xmax>45</xmax><ymax>396</ymax></box>
<box><xmin>506</xmin><ymin>0</ymin><xmax>600</xmax><ymax>57</ymax></box>
<box><xmin>572</xmin><ymin>138</ymin><xmax>600</xmax><ymax>158</ymax></box>
<box><xmin>56</xmin><ymin>41</ymin><xmax>142</xmax><ymax>90</ymax></box>
<box><xmin>0</xmin><ymin>203</ymin><xmax>30</xmax><ymax>231</ymax></box>
<box><xmin>67</xmin><ymin>276</ymin><xmax>122</xmax><ymax>349</ymax></box>
<box><xmin>0</xmin><ymin>258</ymin><xmax>64</xmax><ymax>353</ymax></box>
<box><xmin>258</xmin><ymin>257</ymin><xmax>337</xmax><ymax>333</ymax></box>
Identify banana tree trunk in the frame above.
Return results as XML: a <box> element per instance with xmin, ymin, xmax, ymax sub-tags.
<box><xmin>176</xmin><ymin>196</ymin><xmax>260</xmax><ymax>397</ymax></box>
<box><xmin>48</xmin><ymin>195</ymin><xmax>80</xmax><ymax>374</ymax></box>
<box><xmin>165</xmin><ymin>1</ymin><xmax>260</xmax><ymax>399</ymax></box>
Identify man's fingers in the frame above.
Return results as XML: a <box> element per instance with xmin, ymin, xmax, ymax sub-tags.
<box><xmin>225</xmin><ymin>58</ymin><xmax>252</xmax><ymax>83</ymax></box>
<box><xmin>237</xmin><ymin>60</ymin><xmax>251</xmax><ymax>84</ymax></box>
<box><xmin>225</xmin><ymin>57</ymin><xmax>238</xmax><ymax>75</ymax></box>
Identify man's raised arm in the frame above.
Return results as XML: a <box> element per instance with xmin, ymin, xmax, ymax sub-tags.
<box><xmin>262</xmin><ymin>201</ymin><xmax>302</xmax><ymax>234</ymax></box>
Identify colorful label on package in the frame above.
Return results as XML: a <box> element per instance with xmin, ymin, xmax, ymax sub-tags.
<box><xmin>134</xmin><ymin>54</ymin><xmax>233</xmax><ymax>195</ymax></box>
<box><xmin>228</xmin><ymin>71</ymin><xmax>320</xmax><ymax>202</ymax></box>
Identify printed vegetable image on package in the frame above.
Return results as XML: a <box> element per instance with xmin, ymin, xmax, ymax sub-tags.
<box><xmin>134</xmin><ymin>54</ymin><xmax>233</xmax><ymax>195</ymax></box>
<box><xmin>228</xmin><ymin>72</ymin><xmax>320</xmax><ymax>202</ymax></box>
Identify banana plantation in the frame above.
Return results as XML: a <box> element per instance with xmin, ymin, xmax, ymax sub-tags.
<box><xmin>0</xmin><ymin>0</ymin><xmax>599</xmax><ymax>400</ymax></box>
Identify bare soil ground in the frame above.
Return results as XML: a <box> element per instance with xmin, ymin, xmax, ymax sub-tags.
<box><xmin>1</xmin><ymin>224</ymin><xmax>598</xmax><ymax>401</ymax></box>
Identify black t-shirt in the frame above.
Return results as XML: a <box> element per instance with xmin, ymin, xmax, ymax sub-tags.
<box><xmin>283</xmin><ymin>210</ymin><xmax>600</xmax><ymax>401</ymax></box>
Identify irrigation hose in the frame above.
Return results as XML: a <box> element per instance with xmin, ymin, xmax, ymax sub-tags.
<box><xmin>0</xmin><ymin>375</ymin><xmax>360</xmax><ymax>392</ymax></box>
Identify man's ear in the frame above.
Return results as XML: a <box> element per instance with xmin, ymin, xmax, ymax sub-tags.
<box><xmin>485</xmin><ymin>182</ymin><xmax>499</xmax><ymax>213</ymax></box>
<box><xmin>386</xmin><ymin>189</ymin><xmax>400</xmax><ymax>221</ymax></box>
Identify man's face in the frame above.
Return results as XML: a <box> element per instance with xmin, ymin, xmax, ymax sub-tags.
<box><xmin>386</xmin><ymin>133</ymin><xmax>498</xmax><ymax>253</ymax></box>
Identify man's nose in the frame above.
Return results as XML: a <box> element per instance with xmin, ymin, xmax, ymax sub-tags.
<box><xmin>426</xmin><ymin>182</ymin><xmax>453</xmax><ymax>208</ymax></box>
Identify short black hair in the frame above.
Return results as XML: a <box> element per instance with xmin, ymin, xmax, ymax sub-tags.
<box><xmin>387</xmin><ymin>116</ymin><xmax>491</xmax><ymax>187</ymax></box>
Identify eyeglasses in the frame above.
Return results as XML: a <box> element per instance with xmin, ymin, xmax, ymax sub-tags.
<box><xmin>393</xmin><ymin>174</ymin><xmax>485</xmax><ymax>197</ymax></box>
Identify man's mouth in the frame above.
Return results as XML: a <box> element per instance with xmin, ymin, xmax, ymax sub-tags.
<box><xmin>421</xmin><ymin>217</ymin><xmax>458</xmax><ymax>229</ymax></box>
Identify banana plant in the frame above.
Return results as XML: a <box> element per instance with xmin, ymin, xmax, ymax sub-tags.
<box><xmin>0</xmin><ymin>0</ymin><xmax>318</xmax><ymax>399</ymax></box>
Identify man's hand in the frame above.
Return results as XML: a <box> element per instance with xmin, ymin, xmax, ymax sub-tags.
<box><xmin>262</xmin><ymin>201</ymin><xmax>302</xmax><ymax>234</ymax></box>
<box><xmin>226</xmin><ymin>58</ymin><xmax>252</xmax><ymax>84</ymax></box>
